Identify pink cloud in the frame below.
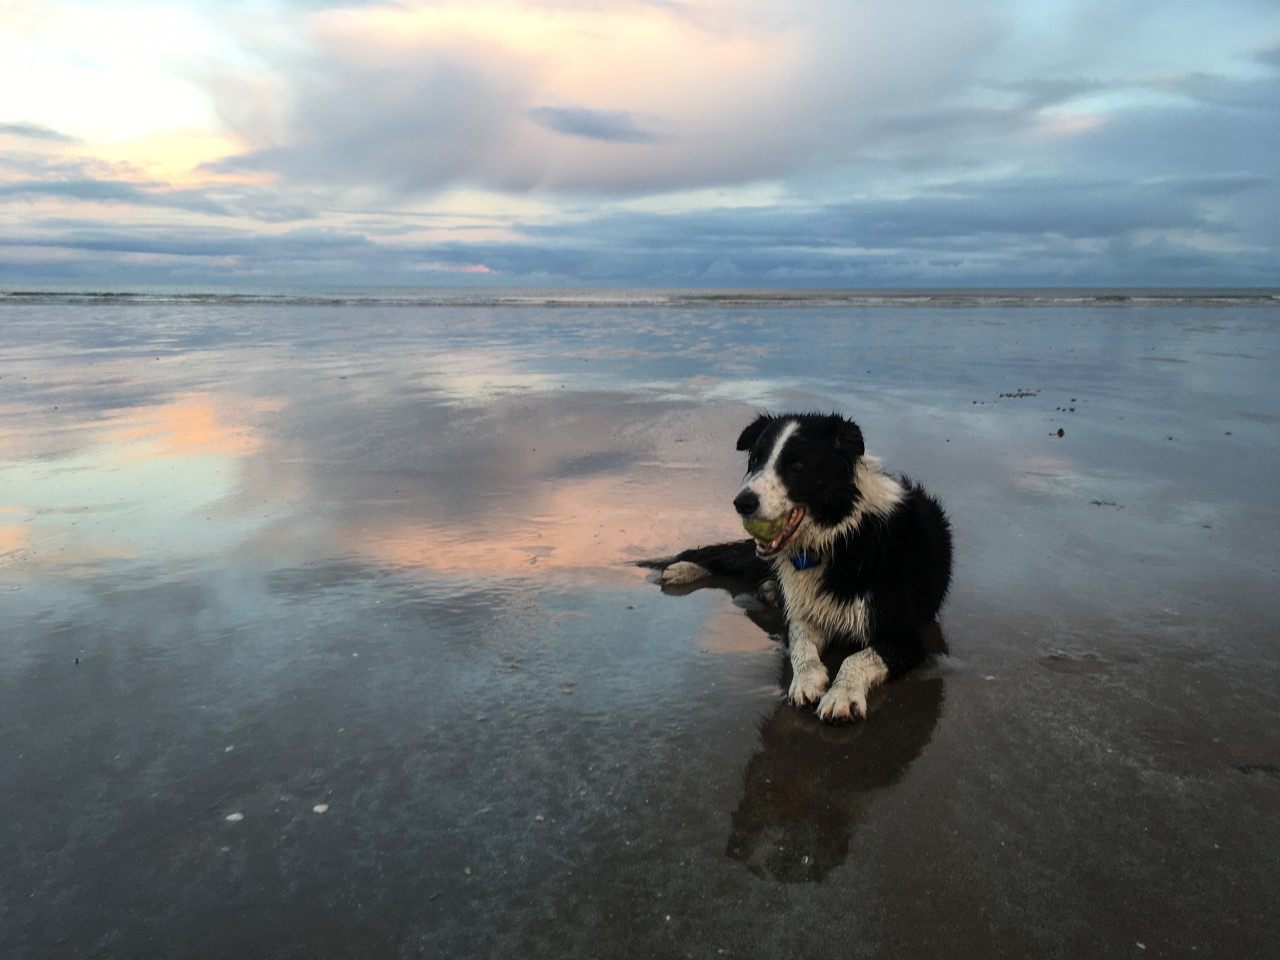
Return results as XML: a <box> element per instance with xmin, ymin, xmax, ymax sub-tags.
<box><xmin>416</xmin><ymin>261</ymin><xmax>493</xmax><ymax>274</ymax></box>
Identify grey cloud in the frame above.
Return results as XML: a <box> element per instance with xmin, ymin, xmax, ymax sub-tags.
<box><xmin>10</xmin><ymin>164</ymin><xmax>1274</xmax><ymax>288</ymax></box>
<box><xmin>1158</xmin><ymin>71</ymin><xmax>1280</xmax><ymax>110</ymax></box>
<box><xmin>206</xmin><ymin>52</ymin><xmax>540</xmax><ymax>194</ymax></box>
<box><xmin>855</xmin><ymin>105</ymin><xmax>1025</xmax><ymax>147</ymax></box>
<box><xmin>0</xmin><ymin>122</ymin><xmax>76</xmax><ymax>142</ymax></box>
<box><xmin>419</xmin><ymin>170</ymin><xmax>1280</xmax><ymax>284</ymax></box>
<box><xmin>519</xmin><ymin>177</ymin><xmax>1229</xmax><ymax>251</ymax></box>
<box><xmin>0</xmin><ymin>179</ymin><xmax>235</xmax><ymax>216</ymax></box>
<box><xmin>527</xmin><ymin>106</ymin><xmax>662</xmax><ymax>143</ymax></box>
<box><xmin>1153</xmin><ymin>173</ymin><xmax>1272</xmax><ymax>198</ymax></box>
<box><xmin>195</xmin><ymin>2</ymin><xmax>1029</xmax><ymax>198</ymax></box>
<box><xmin>0</xmin><ymin>151</ymin><xmax>142</xmax><ymax>182</ymax></box>
<box><xmin>1045</xmin><ymin>97</ymin><xmax>1280</xmax><ymax>199</ymax></box>
<box><xmin>0</xmin><ymin>147</ymin><xmax>321</xmax><ymax>223</ymax></box>
<box><xmin>0</xmin><ymin>225</ymin><xmax>372</xmax><ymax>260</ymax></box>
<box><xmin>193</xmin><ymin>1</ymin><xmax>1276</xmax><ymax>205</ymax></box>
<box><xmin>997</xmin><ymin>78</ymin><xmax>1109</xmax><ymax>112</ymax></box>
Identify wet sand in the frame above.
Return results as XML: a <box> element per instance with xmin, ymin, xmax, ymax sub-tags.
<box><xmin>2</xmin><ymin>297</ymin><xmax>1279</xmax><ymax>958</ymax></box>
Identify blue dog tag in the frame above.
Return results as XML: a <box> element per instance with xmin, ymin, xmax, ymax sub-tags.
<box><xmin>790</xmin><ymin>550</ymin><xmax>819</xmax><ymax>570</ymax></box>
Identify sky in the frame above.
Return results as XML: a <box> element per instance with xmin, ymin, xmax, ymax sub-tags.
<box><xmin>2</xmin><ymin>0</ymin><xmax>1279</xmax><ymax>288</ymax></box>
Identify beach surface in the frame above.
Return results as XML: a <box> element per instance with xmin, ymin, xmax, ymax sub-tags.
<box><xmin>3</xmin><ymin>291</ymin><xmax>1278</xmax><ymax>958</ymax></box>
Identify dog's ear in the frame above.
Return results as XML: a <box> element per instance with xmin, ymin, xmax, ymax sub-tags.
<box><xmin>736</xmin><ymin>414</ymin><xmax>773</xmax><ymax>451</ymax></box>
<box><xmin>825</xmin><ymin>414</ymin><xmax>864</xmax><ymax>457</ymax></box>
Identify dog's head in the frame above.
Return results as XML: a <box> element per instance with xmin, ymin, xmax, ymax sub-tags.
<box><xmin>732</xmin><ymin>412</ymin><xmax>865</xmax><ymax>558</ymax></box>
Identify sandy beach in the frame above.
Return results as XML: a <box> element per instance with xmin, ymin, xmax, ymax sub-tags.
<box><xmin>2</xmin><ymin>291</ymin><xmax>1278</xmax><ymax>958</ymax></box>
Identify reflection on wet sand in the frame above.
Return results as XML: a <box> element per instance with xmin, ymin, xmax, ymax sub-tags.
<box><xmin>661</xmin><ymin>571</ymin><xmax>948</xmax><ymax>884</ymax></box>
<box><xmin>727</xmin><ymin>652</ymin><xmax>946</xmax><ymax>883</ymax></box>
<box><xmin>98</xmin><ymin>391</ymin><xmax>279</xmax><ymax>459</ymax></box>
<box><xmin>341</xmin><ymin>470</ymin><xmax>742</xmax><ymax>581</ymax></box>
<box><xmin>0</xmin><ymin>391</ymin><xmax>282</xmax><ymax>578</ymax></box>
<box><xmin>0</xmin><ymin>507</ymin><xmax>29</xmax><ymax>558</ymax></box>
<box><xmin>266</xmin><ymin>393</ymin><xmax>754</xmax><ymax>583</ymax></box>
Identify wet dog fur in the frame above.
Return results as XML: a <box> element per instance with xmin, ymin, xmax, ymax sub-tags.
<box><xmin>650</xmin><ymin>412</ymin><xmax>953</xmax><ymax>722</ymax></box>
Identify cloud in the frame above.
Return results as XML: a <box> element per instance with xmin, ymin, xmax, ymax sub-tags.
<box><xmin>204</xmin><ymin>49</ymin><xmax>541</xmax><ymax>194</ymax></box>
<box><xmin>1156</xmin><ymin>67</ymin><xmax>1280</xmax><ymax>110</ymax></box>
<box><xmin>6</xmin><ymin>162</ymin><xmax>1275</xmax><ymax>287</ymax></box>
<box><xmin>0</xmin><ymin>224</ymin><xmax>372</xmax><ymax>261</ymax></box>
<box><xmin>1156</xmin><ymin>173</ymin><xmax>1272</xmax><ymax>199</ymax></box>
<box><xmin>181</xmin><ymin>0</ymin><xmax>1280</xmax><ymax>209</ymax></box>
<box><xmin>0</xmin><ymin>146</ymin><xmax>321</xmax><ymax>224</ymax></box>
<box><xmin>997</xmin><ymin>79</ymin><xmax>1109</xmax><ymax>112</ymax></box>
<box><xmin>527</xmin><ymin>106</ymin><xmax>662</xmax><ymax>143</ymax></box>
<box><xmin>195</xmin><ymin>0</ymin><xmax>1026</xmax><ymax>197</ymax></box>
<box><xmin>0</xmin><ymin>122</ymin><xmax>75</xmax><ymax>142</ymax></box>
<box><xmin>0</xmin><ymin>179</ymin><xmax>235</xmax><ymax>216</ymax></box>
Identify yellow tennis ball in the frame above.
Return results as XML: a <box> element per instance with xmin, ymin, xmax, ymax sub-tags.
<box><xmin>743</xmin><ymin>515</ymin><xmax>788</xmax><ymax>541</ymax></box>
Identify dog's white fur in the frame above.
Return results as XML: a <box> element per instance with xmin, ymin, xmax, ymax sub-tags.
<box><xmin>660</xmin><ymin>560</ymin><xmax>714</xmax><ymax>585</ymax></box>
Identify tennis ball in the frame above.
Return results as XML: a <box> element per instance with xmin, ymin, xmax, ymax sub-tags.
<box><xmin>743</xmin><ymin>515</ymin><xmax>788</xmax><ymax>541</ymax></box>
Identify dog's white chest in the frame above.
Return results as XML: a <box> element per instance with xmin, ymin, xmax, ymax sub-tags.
<box><xmin>775</xmin><ymin>561</ymin><xmax>871</xmax><ymax>643</ymax></box>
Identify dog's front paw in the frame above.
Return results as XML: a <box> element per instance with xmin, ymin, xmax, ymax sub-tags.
<box><xmin>659</xmin><ymin>560</ymin><xmax>711</xmax><ymax>585</ymax></box>
<box><xmin>788</xmin><ymin>666</ymin><xmax>829</xmax><ymax>706</ymax></box>
<box><xmin>815</xmin><ymin>681</ymin><xmax>868</xmax><ymax>723</ymax></box>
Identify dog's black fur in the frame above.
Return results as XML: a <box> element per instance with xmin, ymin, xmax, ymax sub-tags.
<box><xmin>646</xmin><ymin>412</ymin><xmax>952</xmax><ymax>721</ymax></box>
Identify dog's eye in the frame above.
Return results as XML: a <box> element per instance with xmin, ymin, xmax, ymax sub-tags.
<box><xmin>788</xmin><ymin>460</ymin><xmax>804</xmax><ymax>473</ymax></box>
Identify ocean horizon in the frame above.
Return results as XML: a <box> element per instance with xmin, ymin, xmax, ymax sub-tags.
<box><xmin>4</xmin><ymin>282</ymin><xmax>1279</xmax><ymax>309</ymax></box>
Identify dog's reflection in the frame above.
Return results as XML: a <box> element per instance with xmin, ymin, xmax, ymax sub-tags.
<box><xmin>659</xmin><ymin>571</ymin><xmax>946</xmax><ymax>884</ymax></box>
<box><xmin>727</xmin><ymin>625</ymin><xmax>946</xmax><ymax>883</ymax></box>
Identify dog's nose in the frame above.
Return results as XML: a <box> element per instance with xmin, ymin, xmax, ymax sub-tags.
<box><xmin>733</xmin><ymin>489</ymin><xmax>759</xmax><ymax>516</ymax></box>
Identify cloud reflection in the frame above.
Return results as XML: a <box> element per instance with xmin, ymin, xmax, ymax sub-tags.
<box><xmin>323</xmin><ymin>419</ymin><xmax>749</xmax><ymax>582</ymax></box>
<box><xmin>0</xmin><ymin>391</ymin><xmax>283</xmax><ymax>577</ymax></box>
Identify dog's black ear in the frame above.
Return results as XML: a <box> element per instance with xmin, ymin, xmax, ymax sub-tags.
<box><xmin>825</xmin><ymin>414</ymin><xmax>864</xmax><ymax>457</ymax></box>
<box><xmin>736</xmin><ymin>414</ymin><xmax>773</xmax><ymax>451</ymax></box>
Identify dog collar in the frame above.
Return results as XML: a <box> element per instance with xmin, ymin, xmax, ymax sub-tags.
<box><xmin>790</xmin><ymin>550</ymin><xmax>820</xmax><ymax>570</ymax></box>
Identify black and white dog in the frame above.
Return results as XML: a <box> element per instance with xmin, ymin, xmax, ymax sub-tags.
<box><xmin>654</xmin><ymin>412</ymin><xmax>953</xmax><ymax>722</ymax></box>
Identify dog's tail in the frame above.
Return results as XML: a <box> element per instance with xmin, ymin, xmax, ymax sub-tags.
<box><xmin>637</xmin><ymin>539</ymin><xmax>772</xmax><ymax>586</ymax></box>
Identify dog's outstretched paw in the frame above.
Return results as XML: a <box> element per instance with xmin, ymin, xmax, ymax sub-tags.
<box><xmin>788</xmin><ymin>666</ymin><xmax>829</xmax><ymax>706</ymax></box>
<box><xmin>815</xmin><ymin>681</ymin><xmax>868</xmax><ymax>723</ymax></box>
<box><xmin>659</xmin><ymin>561</ymin><xmax>711</xmax><ymax>585</ymax></box>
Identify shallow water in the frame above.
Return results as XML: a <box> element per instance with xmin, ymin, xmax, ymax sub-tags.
<box><xmin>3</xmin><ymin>296</ymin><xmax>1279</xmax><ymax>957</ymax></box>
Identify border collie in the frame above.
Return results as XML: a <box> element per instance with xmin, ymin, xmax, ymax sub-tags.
<box><xmin>653</xmin><ymin>412</ymin><xmax>952</xmax><ymax>722</ymax></box>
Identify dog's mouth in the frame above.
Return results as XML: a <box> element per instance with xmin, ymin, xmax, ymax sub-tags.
<box><xmin>747</xmin><ymin>507</ymin><xmax>806</xmax><ymax>557</ymax></box>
